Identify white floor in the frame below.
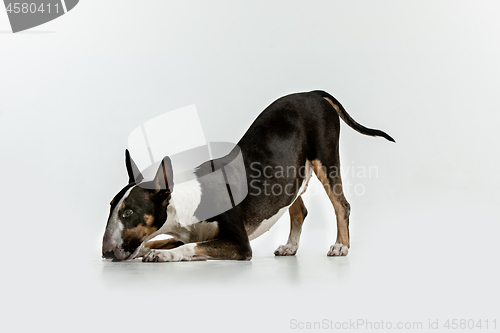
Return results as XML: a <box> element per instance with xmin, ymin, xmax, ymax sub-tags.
<box><xmin>3</xmin><ymin>188</ymin><xmax>497</xmax><ymax>333</ymax></box>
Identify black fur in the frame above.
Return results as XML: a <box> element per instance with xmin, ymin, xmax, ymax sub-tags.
<box><xmin>104</xmin><ymin>90</ymin><xmax>394</xmax><ymax>260</ymax></box>
<box><xmin>190</xmin><ymin>91</ymin><xmax>393</xmax><ymax>259</ymax></box>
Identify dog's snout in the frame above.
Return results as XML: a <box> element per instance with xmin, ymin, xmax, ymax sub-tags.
<box><xmin>102</xmin><ymin>250</ymin><xmax>117</xmax><ymax>260</ymax></box>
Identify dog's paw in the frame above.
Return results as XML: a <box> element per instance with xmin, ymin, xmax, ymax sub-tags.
<box><xmin>142</xmin><ymin>244</ymin><xmax>201</xmax><ymax>262</ymax></box>
<box><xmin>327</xmin><ymin>243</ymin><xmax>349</xmax><ymax>256</ymax></box>
<box><xmin>137</xmin><ymin>246</ymin><xmax>150</xmax><ymax>258</ymax></box>
<box><xmin>142</xmin><ymin>249</ymin><xmax>179</xmax><ymax>262</ymax></box>
<box><xmin>274</xmin><ymin>244</ymin><xmax>298</xmax><ymax>256</ymax></box>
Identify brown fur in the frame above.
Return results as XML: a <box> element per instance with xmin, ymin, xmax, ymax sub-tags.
<box><xmin>122</xmin><ymin>225</ymin><xmax>158</xmax><ymax>247</ymax></box>
<box><xmin>287</xmin><ymin>196</ymin><xmax>307</xmax><ymax>241</ymax></box>
<box><xmin>144</xmin><ymin>214</ymin><xmax>154</xmax><ymax>226</ymax></box>
<box><xmin>323</xmin><ymin>97</ymin><xmax>340</xmax><ymax>113</ymax></box>
<box><xmin>273</xmin><ymin>195</ymin><xmax>308</xmax><ymax>256</ymax></box>
<box><xmin>289</xmin><ymin>196</ymin><xmax>307</xmax><ymax>223</ymax></box>
<box><xmin>311</xmin><ymin>159</ymin><xmax>351</xmax><ymax>248</ymax></box>
<box><xmin>193</xmin><ymin>239</ymin><xmax>252</xmax><ymax>260</ymax></box>
<box><xmin>144</xmin><ymin>238</ymin><xmax>184</xmax><ymax>250</ymax></box>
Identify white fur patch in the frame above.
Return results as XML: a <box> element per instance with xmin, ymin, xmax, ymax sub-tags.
<box><xmin>327</xmin><ymin>243</ymin><xmax>349</xmax><ymax>256</ymax></box>
<box><xmin>142</xmin><ymin>243</ymin><xmax>200</xmax><ymax>262</ymax></box>
<box><xmin>165</xmin><ymin>173</ymin><xmax>202</xmax><ymax>227</ymax></box>
<box><xmin>274</xmin><ymin>243</ymin><xmax>299</xmax><ymax>256</ymax></box>
<box><xmin>104</xmin><ymin>186</ymin><xmax>134</xmax><ymax>251</ymax></box>
<box><xmin>248</xmin><ymin>205</ymin><xmax>289</xmax><ymax>241</ymax></box>
<box><xmin>129</xmin><ymin>173</ymin><xmax>202</xmax><ymax>259</ymax></box>
<box><xmin>274</xmin><ymin>218</ymin><xmax>302</xmax><ymax>255</ymax></box>
<box><xmin>188</xmin><ymin>221</ymin><xmax>219</xmax><ymax>242</ymax></box>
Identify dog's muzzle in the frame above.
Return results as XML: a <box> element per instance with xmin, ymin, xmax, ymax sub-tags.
<box><xmin>102</xmin><ymin>246</ymin><xmax>131</xmax><ymax>261</ymax></box>
<box><xmin>102</xmin><ymin>250</ymin><xmax>116</xmax><ymax>260</ymax></box>
<box><xmin>102</xmin><ymin>235</ymin><xmax>129</xmax><ymax>261</ymax></box>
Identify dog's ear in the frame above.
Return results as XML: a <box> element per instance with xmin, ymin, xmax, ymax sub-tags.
<box><xmin>125</xmin><ymin>149</ymin><xmax>144</xmax><ymax>184</ymax></box>
<box><xmin>152</xmin><ymin>156</ymin><xmax>174</xmax><ymax>194</ymax></box>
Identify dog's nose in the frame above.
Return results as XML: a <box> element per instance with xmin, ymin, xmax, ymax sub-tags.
<box><xmin>102</xmin><ymin>251</ymin><xmax>117</xmax><ymax>260</ymax></box>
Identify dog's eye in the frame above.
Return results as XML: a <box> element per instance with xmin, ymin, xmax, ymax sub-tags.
<box><xmin>123</xmin><ymin>209</ymin><xmax>134</xmax><ymax>218</ymax></box>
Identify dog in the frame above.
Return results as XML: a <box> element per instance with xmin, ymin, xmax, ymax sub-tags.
<box><xmin>102</xmin><ymin>90</ymin><xmax>394</xmax><ymax>261</ymax></box>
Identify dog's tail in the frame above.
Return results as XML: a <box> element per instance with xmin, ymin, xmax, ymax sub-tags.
<box><xmin>312</xmin><ymin>90</ymin><xmax>395</xmax><ymax>143</ymax></box>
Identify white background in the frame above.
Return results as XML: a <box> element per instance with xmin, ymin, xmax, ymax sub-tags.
<box><xmin>1</xmin><ymin>1</ymin><xmax>498</xmax><ymax>332</ymax></box>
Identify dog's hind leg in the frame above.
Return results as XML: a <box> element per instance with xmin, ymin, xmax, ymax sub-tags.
<box><xmin>274</xmin><ymin>196</ymin><xmax>308</xmax><ymax>256</ymax></box>
<box><xmin>311</xmin><ymin>159</ymin><xmax>351</xmax><ymax>256</ymax></box>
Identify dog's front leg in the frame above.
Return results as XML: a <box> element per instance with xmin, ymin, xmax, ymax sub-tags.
<box><xmin>142</xmin><ymin>238</ymin><xmax>252</xmax><ymax>262</ymax></box>
<box><xmin>142</xmin><ymin>244</ymin><xmax>204</xmax><ymax>262</ymax></box>
<box><xmin>137</xmin><ymin>238</ymin><xmax>184</xmax><ymax>258</ymax></box>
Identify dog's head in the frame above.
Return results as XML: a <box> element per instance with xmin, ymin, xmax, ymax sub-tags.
<box><xmin>102</xmin><ymin>150</ymin><xmax>174</xmax><ymax>261</ymax></box>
